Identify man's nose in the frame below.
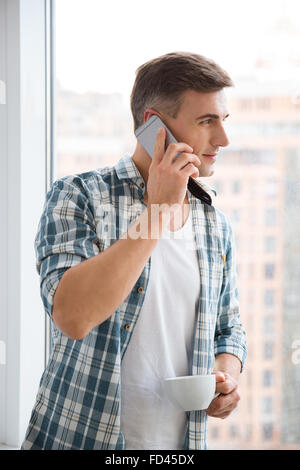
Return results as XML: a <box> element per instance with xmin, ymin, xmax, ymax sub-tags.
<box><xmin>211</xmin><ymin>123</ymin><xmax>230</xmax><ymax>148</ymax></box>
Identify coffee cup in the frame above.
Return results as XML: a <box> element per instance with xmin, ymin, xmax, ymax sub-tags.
<box><xmin>164</xmin><ymin>374</ymin><xmax>219</xmax><ymax>411</ymax></box>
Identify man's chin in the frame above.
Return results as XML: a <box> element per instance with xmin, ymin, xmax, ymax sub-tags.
<box><xmin>198</xmin><ymin>166</ymin><xmax>215</xmax><ymax>178</ymax></box>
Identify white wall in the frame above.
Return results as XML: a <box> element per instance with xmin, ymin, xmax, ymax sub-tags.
<box><xmin>0</xmin><ymin>0</ymin><xmax>48</xmax><ymax>447</ymax></box>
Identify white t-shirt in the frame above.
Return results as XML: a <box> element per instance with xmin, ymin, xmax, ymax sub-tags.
<box><xmin>120</xmin><ymin>207</ymin><xmax>201</xmax><ymax>450</ymax></box>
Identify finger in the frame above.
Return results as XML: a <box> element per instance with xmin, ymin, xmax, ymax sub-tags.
<box><xmin>180</xmin><ymin>163</ymin><xmax>199</xmax><ymax>179</ymax></box>
<box><xmin>213</xmin><ymin>390</ymin><xmax>240</xmax><ymax>412</ymax></box>
<box><xmin>212</xmin><ymin>371</ymin><xmax>226</xmax><ymax>382</ymax></box>
<box><xmin>172</xmin><ymin>153</ymin><xmax>201</xmax><ymax>172</ymax></box>
<box><xmin>208</xmin><ymin>400</ymin><xmax>239</xmax><ymax>419</ymax></box>
<box><xmin>205</xmin><ymin>393</ymin><xmax>239</xmax><ymax>417</ymax></box>
<box><xmin>216</xmin><ymin>376</ymin><xmax>238</xmax><ymax>395</ymax></box>
<box><xmin>152</xmin><ymin>127</ymin><xmax>166</xmax><ymax>164</ymax></box>
<box><xmin>210</xmin><ymin>409</ymin><xmax>233</xmax><ymax>420</ymax></box>
<box><xmin>163</xmin><ymin>142</ymin><xmax>194</xmax><ymax>165</ymax></box>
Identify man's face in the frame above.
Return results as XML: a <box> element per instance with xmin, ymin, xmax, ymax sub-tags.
<box><xmin>159</xmin><ymin>89</ymin><xmax>230</xmax><ymax>177</ymax></box>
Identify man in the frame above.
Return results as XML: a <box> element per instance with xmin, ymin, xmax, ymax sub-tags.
<box><xmin>22</xmin><ymin>52</ymin><xmax>246</xmax><ymax>450</ymax></box>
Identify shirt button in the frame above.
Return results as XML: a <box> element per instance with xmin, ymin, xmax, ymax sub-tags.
<box><xmin>137</xmin><ymin>286</ymin><xmax>144</xmax><ymax>294</ymax></box>
<box><xmin>124</xmin><ymin>323</ymin><xmax>131</xmax><ymax>331</ymax></box>
<box><xmin>139</xmin><ymin>182</ymin><xmax>145</xmax><ymax>189</ymax></box>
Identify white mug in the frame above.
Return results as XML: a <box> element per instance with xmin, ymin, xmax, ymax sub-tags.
<box><xmin>164</xmin><ymin>374</ymin><xmax>219</xmax><ymax>411</ymax></box>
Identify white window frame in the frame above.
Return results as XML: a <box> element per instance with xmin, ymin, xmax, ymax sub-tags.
<box><xmin>0</xmin><ymin>0</ymin><xmax>54</xmax><ymax>449</ymax></box>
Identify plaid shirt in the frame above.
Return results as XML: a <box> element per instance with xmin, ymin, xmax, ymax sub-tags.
<box><xmin>22</xmin><ymin>154</ymin><xmax>247</xmax><ymax>450</ymax></box>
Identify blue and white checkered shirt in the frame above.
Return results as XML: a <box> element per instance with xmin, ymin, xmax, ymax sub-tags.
<box><xmin>22</xmin><ymin>154</ymin><xmax>247</xmax><ymax>450</ymax></box>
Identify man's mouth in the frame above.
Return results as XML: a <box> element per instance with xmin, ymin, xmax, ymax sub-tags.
<box><xmin>202</xmin><ymin>153</ymin><xmax>217</xmax><ymax>161</ymax></box>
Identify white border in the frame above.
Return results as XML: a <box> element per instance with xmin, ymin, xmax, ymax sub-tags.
<box><xmin>0</xmin><ymin>0</ymin><xmax>48</xmax><ymax>447</ymax></box>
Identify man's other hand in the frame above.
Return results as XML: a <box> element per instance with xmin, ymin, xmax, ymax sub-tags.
<box><xmin>205</xmin><ymin>371</ymin><xmax>240</xmax><ymax>419</ymax></box>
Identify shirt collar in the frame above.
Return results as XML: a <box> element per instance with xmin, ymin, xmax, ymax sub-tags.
<box><xmin>195</xmin><ymin>179</ymin><xmax>217</xmax><ymax>197</ymax></box>
<box><xmin>115</xmin><ymin>154</ymin><xmax>145</xmax><ymax>184</ymax></box>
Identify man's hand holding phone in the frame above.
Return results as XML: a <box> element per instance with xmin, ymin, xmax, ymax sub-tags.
<box><xmin>146</xmin><ymin>127</ymin><xmax>201</xmax><ymax>211</ymax></box>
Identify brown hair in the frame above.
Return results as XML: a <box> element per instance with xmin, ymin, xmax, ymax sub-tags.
<box><xmin>130</xmin><ymin>51</ymin><xmax>234</xmax><ymax>131</ymax></box>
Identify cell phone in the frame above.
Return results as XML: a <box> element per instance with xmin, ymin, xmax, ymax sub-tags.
<box><xmin>134</xmin><ymin>115</ymin><xmax>212</xmax><ymax>205</ymax></box>
<box><xmin>135</xmin><ymin>115</ymin><xmax>178</xmax><ymax>158</ymax></box>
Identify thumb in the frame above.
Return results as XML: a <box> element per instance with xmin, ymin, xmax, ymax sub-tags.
<box><xmin>212</xmin><ymin>371</ymin><xmax>226</xmax><ymax>382</ymax></box>
<box><xmin>153</xmin><ymin>127</ymin><xmax>166</xmax><ymax>164</ymax></box>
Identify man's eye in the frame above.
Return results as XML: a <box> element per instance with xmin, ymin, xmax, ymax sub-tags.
<box><xmin>200</xmin><ymin>119</ymin><xmax>211</xmax><ymax>125</ymax></box>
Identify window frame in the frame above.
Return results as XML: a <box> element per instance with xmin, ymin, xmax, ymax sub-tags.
<box><xmin>0</xmin><ymin>0</ymin><xmax>54</xmax><ymax>448</ymax></box>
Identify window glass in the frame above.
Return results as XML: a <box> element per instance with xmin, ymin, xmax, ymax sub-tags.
<box><xmin>55</xmin><ymin>0</ymin><xmax>300</xmax><ymax>450</ymax></box>
<box><xmin>265</xmin><ymin>236</ymin><xmax>276</xmax><ymax>253</ymax></box>
<box><xmin>263</xmin><ymin>370</ymin><xmax>274</xmax><ymax>387</ymax></box>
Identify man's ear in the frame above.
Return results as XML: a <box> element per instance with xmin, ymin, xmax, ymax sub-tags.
<box><xmin>143</xmin><ymin>108</ymin><xmax>162</xmax><ymax>123</ymax></box>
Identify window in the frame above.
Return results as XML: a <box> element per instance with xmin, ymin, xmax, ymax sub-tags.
<box><xmin>264</xmin><ymin>342</ymin><xmax>274</xmax><ymax>359</ymax></box>
<box><xmin>265</xmin><ymin>208</ymin><xmax>277</xmax><ymax>226</ymax></box>
<box><xmin>248</xmin><ymin>263</ymin><xmax>255</xmax><ymax>280</ymax></box>
<box><xmin>264</xmin><ymin>289</ymin><xmax>275</xmax><ymax>307</ymax></box>
<box><xmin>247</xmin><ymin>396</ymin><xmax>253</xmax><ymax>414</ymax></box>
<box><xmin>0</xmin><ymin>0</ymin><xmax>50</xmax><ymax>449</ymax></box>
<box><xmin>231</xmin><ymin>209</ymin><xmax>241</xmax><ymax>225</ymax></box>
<box><xmin>54</xmin><ymin>0</ymin><xmax>300</xmax><ymax>452</ymax></box>
<box><xmin>265</xmin><ymin>179</ymin><xmax>278</xmax><ymax>198</ymax></box>
<box><xmin>265</xmin><ymin>263</ymin><xmax>275</xmax><ymax>279</ymax></box>
<box><xmin>264</xmin><ymin>316</ymin><xmax>275</xmax><ymax>335</ymax></box>
<box><xmin>263</xmin><ymin>370</ymin><xmax>274</xmax><ymax>387</ymax></box>
<box><xmin>211</xmin><ymin>427</ymin><xmax>219</xmax><ymax>439</ymax></box>
<box><xmin>245</xmin><ymin>425</ymin><xmax>252</xmax><ymax>441</ymax></box>
<box><xmin>249</xmin><ymin>210</ymin><xmax>257</xmax><ymax>225</ymax></box>
<box><xmin>256</xmin><ymin>97</ymin><xmax>271</xmax><ymax>110</ymax></box>
<box><xmin>263</xmin><ymin>423</ymin><xmax>273</xmax><ymax>440</ymax></box>
<box><xmin>264</xmin><ymin>236</ymin><xmax>276</xmax><ymax>253</ymax></box>
<box><xmin>230</xmin><ymin>425</ymin><xmax>239</xmax><ymax>439</ymax></box>
<box><xmin>213</xmin><ymin>180</ymin><xmax>223</xmax><ymax>195</ymax></box>
<box><xmin>262</xmin><ymin>397</ymin><xmax>273</xmax><ymax>414</ymax></box>
<box><xmin>232</xmin><ymin>180</ymin><xmax>241</xmax><ymax>193</ymax></box>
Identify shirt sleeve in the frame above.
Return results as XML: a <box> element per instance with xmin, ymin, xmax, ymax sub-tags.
<box><xmin>214</xmin><ymin>220</ymin><xmax>247</xmax><ymax>372</ymax></box>
<box><xmin>34</xmin><ymin>176</ymin><xmax>100</xmax><ymax>318</ymax></box>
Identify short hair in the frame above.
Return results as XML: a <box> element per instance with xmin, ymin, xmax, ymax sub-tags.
<box><xmin>130</xmin><ymin>51</ymin><xmax>234</xmax><ymax>131</ymax></box>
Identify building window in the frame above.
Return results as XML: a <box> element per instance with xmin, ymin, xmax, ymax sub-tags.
<box><xmin>264</xmin><ymin>289</ymin><xmax>275</xmax><ymax>307</ymax></box>
<box><xmin>256</xmin><ymin>97</ymin><xmax>271</xmax><ymax>110</ymax></box>
<box><xmin>213</xmin><ymin>180</ymin><xmax>222</xmax><ymax>195</ymax></box>
<box><xmin>245</xmin><ymin>424</ymin><xmax>252</xmax><ymax>441</ymax></box>
<box><xmin>211</xmin><ymin>426</ymin><xmax>219</xmax><ymax>439</ymax></box>
<box><xmin>232</xmin><ymin>180</ymin><xmax>241</xmax><ymax>193</ymax></box>
<box><xmin>231</xmin><ymin>209</ymin><xmax>241</xmax><ymax>225</ymax></box>
<box><xmin>265</xmin><ymin>208</ymin><xmax>277</xmax><ymax>225</ymax></box>
<box><xmin>264</xmin><ymin>342</ymin><xmax>274</xmax><ymax>359</ymax></box>
<box><xmin>265</xmin><ymin>179</ymin><xmax>278</xmax><ymax>198</ymax></box>
<box><xmin>229</xmin><ymin>425</ymin><xmax>239</xmax><ymax>439</ymax></box>
<box><xmin>235</xmin><ymin>235</ymin><xmax>241</xmax><ymax>251</ymax></box>
<box><xmin>239</xmin><ymin>98</ymin><xmax>253</xmax><ymax>110</ymax></box>
<box><xmin>247</xmin><ymin>396</ymin><xmax>253</xmax><ymax>414</ymax></box>
<box><xmin>262</xmin><ymin>397</ymin><xmax>273</xmax><ymax>414</ymax></box>
<box><xmin>248</xmin><ymin>263</ymin><xmax>255</xmax><ymax>280</ymax></box>
<box><xmin>247</xmin><ymin>291</ymin><xmax>254</xmax><ymax>315</ymax></box>
<box><xmin>249</xmin><ymin>211</ymin><xmax>257</xmax><ymax>225</ymax></box>
<box><xmin>263</xmin><ymin>423</ymin><xmax>273</xmax><ymax>440</ymax></box>
<box><xmin>264</xmin><ymin>316</ymin><xmax>275</xmax><ymax>335</ymax></box>
<box><xmin>265</xmin><ymin>263</ymin><xmax>275</xmax><ymax>279</ymax></box>
<box><xmin>264</xmin><ymin>236</ymin><xmax>276</xmax><ymax>253</ymax></box>
<box><xmin>263</xmin><ymin>370</ymin><xmax>274</xmax><ymax>387</ymax></box>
